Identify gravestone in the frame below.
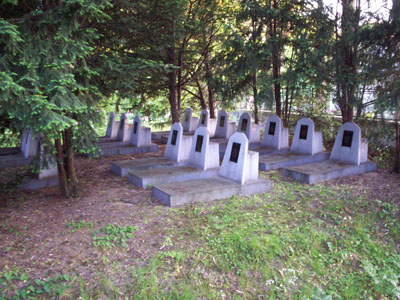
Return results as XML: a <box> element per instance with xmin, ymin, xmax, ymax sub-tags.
<box><xmin>116</xmin><ymin>113</ymin><xmax>133</xmax><ymax>142</ymax></box>
<box><xmin>19</xmin><ymin>142</ymin><xmax>59</xmax><ymax>190</ymax></box>
<box><xmin>330</xmin><ymin>122</ymin><xmax>368</xmax><ymax>165</ymax></box>
<box><xmin>22</xmin><ymin>130</ymin><xmax>40</xmax><ymax>158</ymax></box>
<box><xmin>198</xmin><ymin>110</ymin><xmax>217</xmax><ymax>137</ymax></box>
<box><xmin>258</xmin><ymin>119</ymin><xmax>328</xmax><ymax>171</ymax></box>
<box><xmin>237</xmin><ymin>113</ymin><xmax>260</xmax><ymax>143</ymax></box>
<box><xmin>164</xmin><ymin>122</ymin><xmax>193</xmax><ymax>162</ymax></box>
<box><xmin>182</xmin><ymin>108</ymin><xmax>199</xmax><ymax>132</ymax></box>
<box><xmin>282</xmin><ymin>122</ymin><xmax>376</xmax><ymax>184</ymax></box>
<box><xmin>105</xmin><ymin>112</ymin><xmax>119</xmax><ymax>139</ymax></box>
<box><xmin>152</xmin><ymin>131</ymin><xmax>269</xmax><ymax>207</ymax></box>
<box><xmin>219</xmin><ymin>132</ymin><xmax>258</xmax><ymax>184</ymax></box>
<box><xmin>129</xmin><ymin>115</ymin><xmax>152</xmax><ymax>147</ymax></box>
<box><xmin>214</xmin><ymin>110</ymin><xmax>236</xmax><ymax>139</ymax></box>
<box><xmin>260</xmin><ymin>114</ymin><xmax>289</xmax><ymax>150</ymax></box>
<box><xmin>128</xmin><ymin>126</ymin><xmax>219</xmax><ymax>188</ymax></box>
<box><xmin>290</xmin><ymin>118</ymin><xmax>323</xmax><ymax>155</ymax></box>
<box><xmin>188</xmin><ymin>126</ymin><xmax>220</xmax><ymax>170</ymax></box>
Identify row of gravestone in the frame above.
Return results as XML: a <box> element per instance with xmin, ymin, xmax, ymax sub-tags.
<box><xmin>111</xmin><ymin>122</ymin><xmax>268</xmax><ymax>206</ymax></box>
<box><xmin>181</xmin><ymin>108</ymin><xmax>370</xmax><ymax>166</ymax></box>
<box><xmin>182</xmin><ymin>109</ymin><xmax>258</xmax><ymax>141</ymax></box>
<box><xmin>111</xmin><ymin>109</ymin><xmax>376</xmax><ymax>206</ymax></box>
<box><xmin>105</xmin><ymin>113</ymin><xmax>152</xmax><ymax>147</ymax></box>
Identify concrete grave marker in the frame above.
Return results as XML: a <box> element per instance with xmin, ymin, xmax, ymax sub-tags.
<box><xmin>19</xmin><ymin>141</ymin><xmax>59</xmax><ymax>190</ymax></box>
<box><xmin>128</xmin><ymin>126</ymin><xmax>219</xmax><ymax>188</ymax></box>
<box><xmin>164</xmin><ymin>123</ymin><xmax>193</xmax><ymax>162</ymax></box>
<box><xmin>215</xmin><ymin>110</ymin><xmax>236</xmax><ymax>139</ymax></box>
<box><xmin>182</xmin><ymin>108</ymin><xmax>199</xmax><ymax>132</ymax></box>
<box><xmin>105</xmin><ymin>112</ymin><xmax>119</xmax><ymax>139</ymax></box>
<box><xmin>330</xmin><ymin>122</ymin><xmax>368</xmax><ymax>165</ymax></box>
<box><xmin>219</xmin><ymin>132</ymin><xmax>258</xmax><ymax>184</ymax></box>
<box><xmin>116</xmin><ymin>113</ymin><xmax>133</xmax><ymax>142</ymax></box>
<box><xmin>22</xmin><ymin>130</ymin><xmax>40</xmax><ymax>158</ymax></box>
<box><xmin>283</xmin><ymin>122</ymin><xmax>376</xmax><ymax>183</ymax></box>
<box><xmin>152</xmin><ymin>131</ymin><xmax>269</xmax><ymax>207</ymax></box>
<box><xmin>261</xmin><ymin>115</ymin><xmax>289</xmax><ymax>150</ymax></box>
<box><xmin>290</xmin><ymin>118</ymin><xmax>323</xmax><ymax>155</ymax></box>
<box><xmin>237</xmin><ymin>113</ymin><xmax>260</xmax><ymax>143</ymax></box>
<box><xmin>188</xmin><ymin>126</ymin><xmax>219</xmax><ymax>170</ymax></box>
<box><xmin>198</xmin><ymin>110</ymin><xmax>217</xmax><ymax>137</ymax></box>
<box><xmin>129</xmin><ymin>115</ymin><xmax>152</xmax><ymax>147</ymax></box>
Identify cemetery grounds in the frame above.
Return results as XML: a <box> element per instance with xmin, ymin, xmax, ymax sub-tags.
<box><xmin>0</xmin><ymin>145</ymin><xmax>399</xmax><ymax>299</ymax></box>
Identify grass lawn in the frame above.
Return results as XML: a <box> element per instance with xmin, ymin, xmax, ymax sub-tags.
<box><xmin>0</xmin><ymin>148</ymin><xmax>399</xmax><ymax>299</ymax></box>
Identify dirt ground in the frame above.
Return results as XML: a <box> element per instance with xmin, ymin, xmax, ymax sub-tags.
<box><xmin>0</xmin><ymin>145</ymin><xmax>399</xmax><ymax>296</ymax></box>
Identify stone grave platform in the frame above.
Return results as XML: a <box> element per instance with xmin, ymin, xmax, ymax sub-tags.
<box><xmin>0</xmin><ymin>147</ymin><xmax>20</xmax><ymax>156</ymax></box>
<box><xmin>259</xmin><ymin>152</ymin><xmax>329</xmax><ymax>171</ymax></box>
<box><xmin>282</xmin><ymin>160</ymin><xmax>376</xmax><ymax>184</ymax></box>
<box><xmin>110</xmin><ymin>157</ymin><xmax>186</xmax><ymax>177</ymax></box>
<box><xmin>219</xmin><ymin>142</ymin><xmax>283</xmax><ymax>159</ymax></box>
<box><xmin>0</xmin><ymin>153</ymin><xmax>33</xmax><ymax>168</ymax></box>
<box><xmin>128</xmin><ymin>166</ymin><xmax>219</xmax><ymax>188</ymax></box>
<box><xmin>97</xmin><ymin>142</ymin><xmax>158</xmax><ymax>157</ymax></box>
<box><xmin>152</xmin><ymin>177</ymin><xmax>270</xmax><ymax>207</ymax></box>
<box><xmin>18</xmin><ymin>176</ymin><xmax>59</xmax><ymax>190</ymax></box>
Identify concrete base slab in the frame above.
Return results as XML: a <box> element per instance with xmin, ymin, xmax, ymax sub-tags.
<box><xmin>18</xmin><ymin>176</ymin><xmax>59</xmax><ymax>190</ymax></box>
<box><xmin>95</xmin><ymin>144</ymin><xmax>158</xmax><ymax>157</ymax></box>
<box><xmin>152</xmin><ymin>177</ymin><xmax>270</xmax><ymax>207</ymax></box>
<box><xmin>0</xmin><ymin>154</ymin><xmax>33</xmax><ymax>168</ymax></box>
<box><xmin>110</xmin><ymin>157</ymin><xmax>187</xmax><ymax>177</ymax></box>
<box><xmin>128</xmin><ymin>166</ymin><xmax>219</xmax><ymax>189</ymax></box>
<box><xmin>0</xmin><ymin>147</ymin><xmax>20</xmax><ymax>156</ymax></box>
<box><xmin>151</xmin><ymin>131</ymin><xmax>170</xmax><ymax>143</ymax></box>
<box><xmin>98</xmin><ymin>136</ymin><xmax>116</xmax><ymax>143</ymax></box>
<box><xmin>219</xmin><ymin>142</ymin><xmax>281</xmax><ymax>159</ymax></box>
<box><xmin>249</xmin><ymin>143</ymin><xmax>290</xmax><ymax>155</ymax></box>
<box><xmin>282</xmin><ymin>160</ymin><xmax>377</xmax><ymax>184</ymax></box>
<box><xmin>259</xmin><ymin>152</ymin><xmax>330</xmax><ymax>171</ymax></box>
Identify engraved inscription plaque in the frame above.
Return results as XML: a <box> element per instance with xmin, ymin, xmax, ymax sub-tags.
<box><xmin>219</xmin><ymin>115</ymin><xmax>225</xmax><ymax>127</ymax></box>
<box><xmin>241</xmin><ymin>119</ymin><xmax>248</xmax><ymax>131</ymax></box>
<box><xmin>229</xmin><ymin>142</ymin><xmax>241</xmax><ymax>163</ymax></box>
<box><xmin>342</xmin><ymin>130</ymin><xmax>353</xmax><ymax>147</ymax></box>
<box><xmin>171</xmin><ymin>130</ymin><xmax>178</xmax><ymax>146</ymax></box>
<box><xmin>299</xmin><ymin>125</ymin><xmax>308</xmax><ymax>140</ymax></box>
<box><xmin>133</xmin><ymin>121</ymin><xmax>138</xmax><ymax>134</ymax></box>
<box><xmin>268</xmin><ymin>122</ymin><xmax>276</xmax><ymax>135</ymax></box>
<box><xmin>201</xmin><ymin>113</ymin><xmax>206</xmax><ymax>125</ymax></box>
<box><xmin>195</xmin><ymin>135</ymin><xmax>204</xmax><ymax>152</ymax></box>
<box><xmin>185</xmin><ymin>113</ymin><xmax>189</xmax><ymax>123</ymax></box>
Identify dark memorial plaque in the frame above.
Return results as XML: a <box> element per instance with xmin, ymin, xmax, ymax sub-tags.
<box><xmin>201</xmin><ymin>113</ymin><xmax>206</xmax><ymax>125</ymax></box>
<box><xmin>299</xmin><ymin>125</ymin><xmax>308</xmax><ymax>140</ymax></box>
<box><xmin>119</xmin><ymin>118</ymin><xmax>124</xmax><ymax>130</ymax></box>
<box><xmin>229</xmin><ymin>142</ymin><xmax>241</xmax><ymax>163</ymax></box>
<box><xmin>195</xmin><ymin>135</ymin><xmax>204</xmax><ymax>152</ymax></box>
<box><xmin>133</xmin><ymin>121</ymin><xmax>138</xmax><ymax>134</ymax></box>
<box><xmin>241</xmin><ymin>119</ymin><xmax>248</xmax><ymax>132</ymax></box>
<box><xmin>185</xmin><ymin>113</ymin><xmax>189</xmax><ymax>123</ymax></box>
<box><xmin>342</xmin><ymin>130</ymin><xmax>353</xmax><ymax>147</ymax></box>
<box><xmin>268</xmin><ymin>122</ymin><xmax>276</xmax><ymax>135</ymax></box>
<box><xmin>171</xmin><ymin>130</ymin><xmax>178</xmax><ymax>146</ymax></box>
<box><xmin>219</xmin><ymin>115</ymin><xmax>225</xmax><ymax>127</ymax></box>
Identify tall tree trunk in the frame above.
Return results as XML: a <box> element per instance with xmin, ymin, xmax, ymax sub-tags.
<box><xmin>339</xmin><ymin>0</ymin><xmax>358</xmax><ymax>123</ymax></box>
<box><xmin>270</xmin><ymin>2</ymin><xmax>281</xmax><ymax>118</ymax></box>
<box><xmin>194</xmin><ymin>75</ymin><xmax>207</xmax><ymax>110</ymax></box>
<box><xmin>55</xmin><ymin>128</ymin><xmax>79</xmax><ymax>198</ymax></box>
<box><xmin>252</xmin><ymin>73</ymin><xmax>259</xmax><ymax>124</ymax></box>
<box><xmin>167</xmin><ymin>47</ymin><xmax>179</xmax><ymax>124</ymax></box>
<box><xmin>204</xmin><ymin>52</ymin><xmax>216</xmax><ymax>118</ymax></box>
<box><xmin>394</xmin><ymin>114</ymin><xmax>400</xmax><ymax>173</ymax></box>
